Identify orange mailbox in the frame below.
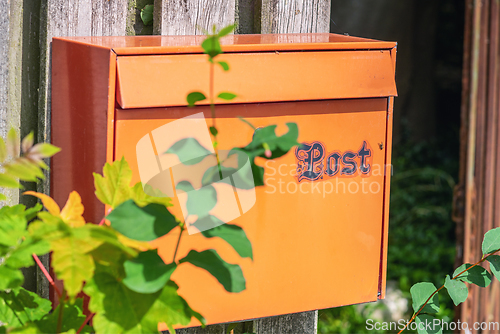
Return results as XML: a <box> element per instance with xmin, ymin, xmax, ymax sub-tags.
<box><xmin>51</xmin><ymin>33</ymin><xmax>397</xmax><ymax>328</ymax></box>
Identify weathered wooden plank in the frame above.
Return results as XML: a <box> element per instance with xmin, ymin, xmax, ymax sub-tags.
<box><xmin>153</xmin><ymin>0</ymin><xmax>235</xmax><ymax>35</ymax></box>
<box><xmin>262</xmin><ymin>0</ymin><xmax>330</xmax><ymax>33</ymax></box>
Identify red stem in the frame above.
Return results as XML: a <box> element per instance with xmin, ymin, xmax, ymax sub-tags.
<box><xmin>33</xmin><ymin>253</ymin><xmax>62</xmax><ymax>298</ymax></box>
<box><xmin>98</xmin><ymin>217</ymin><xmax>105</xmax><ymax>226</ymax></box>
<box><xmin>76</xmin><ymin>313</ymin><xmax>94</xmax><ymax>334</ymax></box>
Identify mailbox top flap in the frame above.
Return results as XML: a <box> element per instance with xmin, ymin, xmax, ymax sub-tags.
<box><xmin>53</xmin><ymin>33</ymin><xmax>396</xmax><ymax>55</ymax></box>
<box><xmin>53</xmin><ymin>34</ymin><xmax>397</xmax><ymax>109</ymax></box>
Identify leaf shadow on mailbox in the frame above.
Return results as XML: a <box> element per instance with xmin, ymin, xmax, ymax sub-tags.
<box><xmin>135</xmin><ymin>112</ymin><xmax>256</xmax><ymax>235</ymax></box>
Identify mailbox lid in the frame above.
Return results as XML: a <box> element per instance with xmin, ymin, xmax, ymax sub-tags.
<box><xmin>115</xmin><ymin>49</ymin><xmax>397</xmax><ymax>109</ymax></box>
<box><xmin>54</xmin><ymin>33</ymin><xmax>396</xmax><ymax>55</ymax></box>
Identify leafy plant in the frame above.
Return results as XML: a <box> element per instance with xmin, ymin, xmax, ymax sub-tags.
<box><xmin>0</xmin><ymin>24</ymin><xmax>299</xmax><ymax>334</ymax></box>
<box><xmin>399</xmin><ymin>229</ymin><xmax>500</xmax><ymax>334</ymax></box>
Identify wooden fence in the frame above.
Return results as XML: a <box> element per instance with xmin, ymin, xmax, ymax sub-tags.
<box><xmin>0</xmin><ymin>0</ymin><xmax>331</xmax><ymax>333</ymax></box>
<box><xmin>454</xmin><ymin>0</ymin><xmax>500</xmax><ymax>332</ymax></box>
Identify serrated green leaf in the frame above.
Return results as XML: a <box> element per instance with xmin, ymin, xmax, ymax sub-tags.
<box><xmin>0</xmin><ymin>265</ymin><xmax>24</xmax><ymax>290</ymax></box>
<box><xmin>217</xmin><ymin>92</ymin><xmax>237</xmax><ymax>101</ymax></box>
<box><xmin>130</xmin><ymin>182</ymin><xmax>172</xmax><ymax>208</ymax></box>
<box><xmin>195</xmin><ymin>217</ymin><xmax>253</xmax><ymax>259</ymax></box>
<box><xmin>107</xmin><ymin>200</ymin><xmax>178</xmax><ymax>242</ymax></box>
<box><xmin>453</xmin><ymin>263</ymin><xmax>492</xmax><ymax>287</ymax></box>
<box><xmin>0</xmin><ymin>205</ymin><xmax>28</xmax><ymax>247</ymax></box>
<box><xmin>180</xmin><ymin>249</ymin><xmax>245</xmax><ymax>292</ymax></box>
<box><xmin>202</xmin><ymin>36</ymin><xmax>222</xmax><ymax>58</ymax></box>
<box><xmin>140</xmin><ymin>4</ymin><xmax>154</xmax><ymax>26</ymax></box>
<box><xmin>123</xmin><ymin>250</ymin><xmax>176</xmax><ymax>294</ymax></box>
<box><xmin>4</xmin><ymin>236</ymin><xmax>50</xmax><ymax>269</ymax></box>
<box><xmin>217</xmin><ymin>24</ymin><xmax>235</xmax><ymax>37</ymax></box>
<box><xmin>482</xmin><ymin>227</ymin><xmax>500</xmax><ymax>255</ymax></box>
<box><xmin>23</xmin><ymin>298</ymin><xmax>92</xmax><ymax>334</ymax></box>
<box><xmin>93</xmin><ymin>157</ymin><xmax>133</xmax><ymax>208</ymax></box>
<box><xmin>186</xmin><ymin>92</ymin><xmax>207</xmax><ymax>107</ymax></box>
<box><xmin>0</xmin><ymin>287</ymin><xmax>52</xmax><ymax>328</ymax></box>
<box><xmin>0</xmin><ymin>173</ymin><xmax>22</xmax><ymax>188</ymax></box>
<box><xmin>51</xmin><ymin>229</ymin><xmax>98</xmax><ymax>300</ymax></box>
<box><xmin>444</xmin><ymin>275</ymin><xmax>468</xmax><ymax>306</ymax></box>
<box><xmin>487</xmin><ymin>255</ymin><xmax>500</xmax><ymax>282</ymax></box>
<box><xmin>410</xmin><ymin>282</ymin><xmax>439</xmax><ymax>314</ymax></box>
<box><xmin>415</xmin><ymin>314</ymin><xmax>442</xmax><ymax>334</ymax></box>
<box><xmin>165</xmin><ymin>137</ymin><xmax>211</xmax><ymax>165</ymax></box>
<box><xmin>84</xmin><ymin>272</ymin><xmax>204</xmax><ymax>333</ymax></box>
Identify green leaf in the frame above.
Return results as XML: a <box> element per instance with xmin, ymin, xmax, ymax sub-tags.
<box><xmin>217</xmin><ymin>92</ymin><xmax>237</xmax><ymax>101</ymax></box>
<box><xmin>236</xmin><ymin>123</ymin><xmax>299</xmax><ymax>186</ymax></box>
<box><xmin>107</xmin><ymin>200</ymin><xmax>178</xmax><ymax>242</ymax></box>
<box><xmin>453</xmin><ymin>263</ymin><xmax>492</xmax><ymax>287</ymax></box>
<box><xmin>21</xmin><ymin>132</ymin><xmax>34</xmax><ymax>153</ymax></box>
<box><xmin>0</xmin><ymin>193</ymin><xmax>6</xmax><ymax>201</ymax></box>
<box><xmin>202</xmin><ymin>36</ymin><xmax>222</xmax><ymax>58</ymax></box>
<box><xmin>482</xmin><ymin>227</ymin><xmax>500</xmax><ymax>255</ymax></box>
<box><xmin>4</xmin><ymin>236</ymin><xmax>50</xmax><ymax>269</ymax></box>
<box><xmin>444</xmin><ymin>275</ymin><xmax>468</xmax><ymax>306</ymax></box>
<box><xmin>5</xmin><ymin>160</ymin><xmax>42</xmax><ymax>182</ymax></box>
<box><xmin>410</xmin><ymin>282</ymin><xmax>440</xmax><ymax>314</ymax></box>
<box><xmin>415</xmin><ymin>314</ymin><xmax>442</xmax><ymax>334</ymax></box>
<box><xmin>487</xmin><ymin>255</ymin><xmax>500</xmax><ymax>282</ymax></box>
<box><xmin>28</xmin><ymin>143</ymin><xmax>60</xmax><ymax>159</ymax></box>
<box><xmin>186</xmin><ymin>92</ymin><xmax>207</xmax><ymax>107</ymax></box>
<box><xmin>130</xmin><ymin>182</ymin><xmax>172</xmax><ymax>207</ymax></box>
<box><xmin>51</xmin><ymin>227</ymin><xmax>101</xmax><ymax>299</ymax></box>
<box><xmin>217</xmin><ymin>24</ymin><xmax>235</xmax><ymax>37</ymax></box>
<box><xmin>195</xmin><ymin>217</ymin><xmax>253</xmax><ymax>260</ymax></box>
<box><xmin>217</xmin><ymin>61</ymin><xmax>229</xmax><ymax>71</ymax></box>
<box><xmin>93</xmin><ymin>157</ymin><xmax>133</xmax><ymax>208</ymax></box>
<box><xmin>0</xmin><ymin>136</ymin><xmax>6</xmax><ymax>162</ymax></box>
<box><xmin>140</xmin><ymin>4</ymin><xmax>154</xmax><ymax>26</ymax></box>
<box><xmin>0</xmin><ymin>173</ymin><xmax>22</xmax><ymax>188</ymax></box>
<box><xmin>7</xmin><ymin>128</ymin><xmax>19</xmax><ymax>157</ymax></box>
<box><xmin>25</xmin><ymin>298</ymin><xmax>92</xmax><ymax>334</ymax></box>
<box><xmin>0</xmin><ymin>287</ymin><xmax>52</xmax><ymax>328</ymax></box>
<box><xmin>166</xmin><ymin>137</ymin><xmax>211</xmax><ymax>165</ymax></box>
<box><xmin>209</xmin><ymin>126</ymin><xmax>218</xmax><ymax>137</ymax></box>
<box><xmin>85</xmin><ymin>272</ymin><xmax>204</xmax><ymax>333</ymax></box>
<box><xmin>0</xmin><ymin>266</ymin><xmax>24</xmax><ymax>290</ymax></box>
<box><xmin>0</xmin><ymin>205</ymin><xmax>29</xmax><ymax>247</ymax></box>
<box><xmin>123</xmin><ymin>250</ymin><xmax>176</xmax><ymax>294</ymax></box>
<box><xmin>180</xmin><ymin>249</ymin><xmax>246</xmax><ymax>292</ymax></box>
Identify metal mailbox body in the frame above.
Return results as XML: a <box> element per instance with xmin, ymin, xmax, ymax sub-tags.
<box><xmin>51</xmin><ymin>33</ymin><xmax>397</xmax><ymax>327</ymax></box>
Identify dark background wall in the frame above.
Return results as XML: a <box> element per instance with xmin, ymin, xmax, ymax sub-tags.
<box><xmin>330</xmin><ymin>0</ymin><xmax>464</xmax><ymax>145</ymax></box>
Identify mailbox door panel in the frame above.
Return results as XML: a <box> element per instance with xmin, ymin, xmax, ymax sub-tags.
<box><xmin>114</xmin><ymin>98</ymin><xmax>389</xmax><ymax>327</ymax></box>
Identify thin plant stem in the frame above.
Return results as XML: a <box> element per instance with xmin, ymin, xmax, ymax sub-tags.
<box><xmin>33</xmin><ymin>253</ymin><xmax>62</xmax><ymax>298</ymax></box>
<box><xmin>56</xmin><ymin>290</ymin><xmax>66</xmax><ymax>334</ymax></box>
<box><xmin>398</xmin><ymin>248</ymin><xmax>500</xmax><ymax>334</ymax></box>
<box><xmin>209</xmin><ymin>49</ymin><xmax>223</xmax><ymax>180</ymax></box>
<box><xmin>76</xmin><ymin>313</ymin><xmax>94</xmax><ymax>334</ymax></box>
<box><xmin>172</xmin><ymin>224</ymin><xmax>185</xmax><ymax>263</ymax></box>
